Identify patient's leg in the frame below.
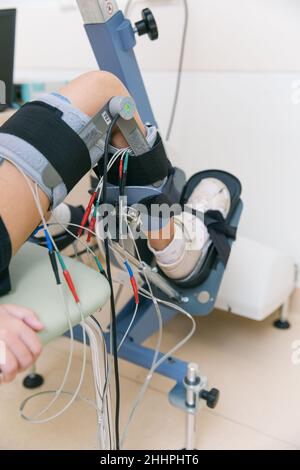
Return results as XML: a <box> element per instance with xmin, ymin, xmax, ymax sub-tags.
<box><xmin>60</xmin><ymin>72</ymin><xmax>231</xmax><ymax>280</ymax></box>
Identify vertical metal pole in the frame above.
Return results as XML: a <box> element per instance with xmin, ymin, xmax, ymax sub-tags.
<box><xmin>280</xmin><ymin>300</ymin><xmax>289</xmax><ymax>322</ymax></box>
<box><xmin>185</xmin><ymin>363</ymin><xmax>200</xmax><ymax>450</ymax></box>
<box><xmin>77</xmin><ymin>0</ymin><xmax>157</xmax><ymax>125</ymax></box>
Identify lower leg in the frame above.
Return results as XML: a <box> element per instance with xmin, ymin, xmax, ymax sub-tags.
<box><xmin>62</xmin><ymin>72</ymin><xmax>231</xmax><ymax>281</ymax></box>
<box><xmin>60</xmin><ymin>71</ymin><xmax>177</xmax><ymax>250</ymax></box>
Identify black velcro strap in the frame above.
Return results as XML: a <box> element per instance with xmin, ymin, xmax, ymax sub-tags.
<box><xmin>0</xmin><ymin>217</ymin><xmax>12</xmax><ymax>296</ymax></box>
<box><xmin>97</xmin><ymin>134</ymin><xmax>172</xmax><ymax>186</ymax></box>
<box><xmin>0</xmin><ymin>101</ymin><xmax>91</xmax><ymax>193</ymax></box>
<box><xmin>204</xmin><ymin>210</ymin><xmax>237</xmax><ymax>266</ymax></box>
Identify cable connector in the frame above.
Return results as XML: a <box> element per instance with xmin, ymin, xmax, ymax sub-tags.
<box><xmin>87</xmin><ymin>201</ymin><xmax>99</xmax><ymax>243</ymax></box>
<box><xmin>48</xmin><ymin>251</ymin><xmax>61</xmax><ymax>286</ymax></box>
<box><xmin>56</xmin><ymin>252</ymin><xmax>80</xmax><ymax>304</ymax></box>
<box><xmin>124</xmin><ymin>260</ymin><xmax>139</xmax><ymax>304</ymax></box>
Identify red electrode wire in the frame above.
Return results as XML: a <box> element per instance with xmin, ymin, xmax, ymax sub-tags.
<box><xmin>57</xmin><ymin>252</ymin><xmax>80</xmax><ymax>304</ymax></box>
<box><xmin>130</xmin><ymin>277</ymin><xmax>139</xmax><ymax>305</ymax></box>
<box><xmin>87</xmin><ymin>201</ymin><xmax>100</xmax><ymax>243</ymax></box>
<box><xmin>124</xmin><ymin>260</ymin><xmax>139</xmax><ymax>305</ymax></box>
<box><xmin>77</xmin><ymin>191</ymin><xmax>97</xmax><ymax>237</ymax></box>
<box><xmin>119</xmin><ymin>157</ymin><xmax>124</xmax><ymax>181</ymax></box>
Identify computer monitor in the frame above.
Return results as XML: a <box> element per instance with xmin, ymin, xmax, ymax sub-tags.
<box><xmin>0</xmin><ymin>9</ymin><xmax>16</xmax><ymax>110</ymax></box>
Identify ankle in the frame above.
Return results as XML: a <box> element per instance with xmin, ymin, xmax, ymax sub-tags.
<box><xmin>148</xmin><ymin>219</ymin><xmax>175</xmax><ymax>251</ymax></box>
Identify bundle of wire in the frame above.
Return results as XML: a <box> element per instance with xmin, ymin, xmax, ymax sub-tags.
<box><xmin>48</xmin><ymin>216</ymin><xmax>196</xmax><ymax>448</ymax></box>
<box><xmin>4</xmin><ymin>128</ymin><xmax>196</xmax><ymax>450</ymax></box>
<box><xmin>2</xmin><ymin>159</ymin><xmax>90</xmax><ymax>426</ymax></box>
<box><xmin>1</xmin><ymin>156</ymin><xmax>117</xmax><ymax>450</ymax></box>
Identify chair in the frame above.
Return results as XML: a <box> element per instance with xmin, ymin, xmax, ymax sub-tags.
<box><xmin>0</xmin><ymin>242</ymin><xmax>112</xmax><ymax>449</ymax></box>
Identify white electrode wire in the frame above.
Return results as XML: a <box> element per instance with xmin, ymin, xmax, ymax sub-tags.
<box><xmin>47</xmin><ymin>219</ymin><xmax>114</xmax><ymax>403</ymax></box>
<box><xmin>89</xmin><ymin>316</ymin><xmax>114</xmax><ymax>449</ymax></box>
<box><xmin>120</xmin><ymin>284</ymin><xmax>196</xmax><ymax>447</ymax></box>
<box><xmin>46</xmin><ymin>220</ymin><xmax>141</xmax><ymax>430</ymax></box>
<box><xmin>47</xmin><ymin>223</ymin><xmax>141</xmax><ymax>371</ymax></box>
<box><xmin>46</xmin><ymin>215</ymin><xmax>195</xmax><ymax>445</ymax></box>
<box><xmin>119</xmin><ymin>214</ymin><xmax>195</xmax><ymax>445</ymax></box>
<box><xmin>139</xmin><ymin>287</ymin><xmax>196</xmax><ymax>370</ymax></box>
<box><xmin>3</xmin><ymin>162</ymin><xmax>89</xmax><ymax>424</ymax></box>
<box><xmin>166</xmin><ymin>0</ymin><xmax>189</xmax><ymax>141</ymax></box>
<box><xmin>1</xmin><ymin>157</ymin><xmax>90</xmax><ymax>423</ymax></box>
<box><xmin>0</xmin><ymin>158</ymin><xmax>84</xmax><ymax>422</ymax></box>
<box><xmin>23</xmin><ymin>283</ymin><xmax>75</xmax><ymax>421</ymax></box>
<box><xmin>41</xmin><ymin>202</ymin><xmax>195</xmax><ymax>438</ymax></box>
<box><xmin>18</xmin><ymin>183</ymin><xmax>89</xmax><ymax>424</ymax></box>
<box><xmin>96</xmin><ymin>148</ymin><xmax>129</xmax><ymax>204</ymax></box>
<box><xmin>124</xmin><ymin>0</ymin><xmax>133</xmax><ymax>17</ymax></box>
<box><xmin>2</xmin><ymin>152</ymin><xmax>121</xmax><ymax>437</ymax></box>
<box><xmin>20</xmin><ymin>390</ymin><xmax>101</xmax><ymax>413</ymax></box>
<box><xmin>120</xmin><ymin>220</ymin><xmax>165</xmax><ymax>447</ymax></box>
<box><xmin>47</xmin><ymin>219</ymin><xmax>162</xmax><ymax>428</ymax></box>
<box><xmin>51</xmin><ymin>146</ymin><xmax>127</xmax><ymax>434</ymax></box>
<box><xmin>126</xmin><ymin>221</ymin><xmax>163</xmax><ymax>362</ymax></box>
<box><xmin>20</xmin><ymin>315</ymin><xmax>88</xmax><ymax>423</ymax></box>
<box><xmin>50</xmin><ymin>217</ymin><xmax>98</xmax><ymax>261</ymax></box>
<box><xmin>124</xmin><ymin>0</ymin><xmax>189</xmax><ymax>142</ymax></box>
<box><xmin>117</xmin><ymin>304</ymin><xmax>139</xmax><ymax>352</ymax></box>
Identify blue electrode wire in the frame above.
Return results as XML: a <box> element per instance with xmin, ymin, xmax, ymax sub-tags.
<box><xmin>124</xmin><ymin>260</ymin><xmax>134</xmax><ymax>279</ymax></box>
<box><xmin>44</xmin><ymin>229</ymin><xmax>54</xmax><ymax>252</ymax></box>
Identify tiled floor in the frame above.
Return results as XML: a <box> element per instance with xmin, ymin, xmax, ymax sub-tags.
<box><xmin>0</xmin><ymin>282</ymin><xmax>299</xmax><ymax>450</ymax></box>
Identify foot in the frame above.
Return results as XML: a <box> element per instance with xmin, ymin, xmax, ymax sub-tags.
<box><xmin>149</xmin><ymin>178</ymin><xmax>231</xmax><ymax>280</ymax></box>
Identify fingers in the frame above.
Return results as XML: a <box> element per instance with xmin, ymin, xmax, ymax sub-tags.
<box><xmin>18</xmin><ymin>324</ymin><xmax>43</xmax><ymax>359</ymax></box>
<box><xmin>0</xmin><ymin>306</ymin><xmax>43</xmax><ymax>384</ymax></box>
<box><xmin>4</xmin><ymin>304</ymin><xmax>44</xmax><ymax>331</ymax></box>
<box><xmin>0</xmin><ymin>349</ymin><xmax>18</xmax><ymax>383</ymax></box>
<box><xmin>0</xmin><ymin>306</ymin><xmax>43</xmax><ymax>378</ymax></box>
<box><xmin>2</xmin><ymin>331</ymin><xmax>34</xmax><ymax>372</ymax></box>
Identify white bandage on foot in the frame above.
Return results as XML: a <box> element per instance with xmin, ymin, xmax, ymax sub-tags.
<box><xmin>148</xmin><ymin>178</ymin><xmax>231</xmax><ymax>280</ymax></box>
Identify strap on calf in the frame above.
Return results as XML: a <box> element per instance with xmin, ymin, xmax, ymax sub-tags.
<box><xmin>0</xmin><ymin>101</ymin><xmax>91</xmax><ymax>193</ymax></box>
<box><xmin>96</xmin><ymin>133</ymin><xmax>172</xmax><ymax>186</ymax></box>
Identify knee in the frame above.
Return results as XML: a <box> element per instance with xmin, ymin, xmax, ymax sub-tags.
<box><xmin>61</xmin><ymin>70</ymin><xmax>129</xmax><ymax>117</ymax></box>
<box><xmin>81</xmin><ymin>70</ymin><xmax>128</xmax><ymax>96</ymax></box>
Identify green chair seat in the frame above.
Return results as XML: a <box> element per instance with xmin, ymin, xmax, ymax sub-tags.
<box><xmin>0</xmin><ymin>243</ymin><xmax>111</xmax><ymax>344</ymax></box>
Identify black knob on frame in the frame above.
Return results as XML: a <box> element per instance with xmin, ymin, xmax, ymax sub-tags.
<box><xmin>200</xmin><ymin>388</ymin><xmax>220</xmax><ymax>409</ymax></box>
<box><xmin>135</xmin><ymin>8</ymin><xmax>159</xmax><ymax>41</ymax></box>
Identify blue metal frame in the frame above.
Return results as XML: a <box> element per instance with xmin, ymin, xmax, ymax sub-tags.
<box><xmin>84</xmin><ymin>11</ymin><xmax>156</xmax><ymax>126</ymax></box>
<box><xmin>69</xmin><ymin>202</ymin><xmax>242</xmax><ymax>407</ymax></box>
<box><xmin>77</xmin><ymin>1</ymin><xmax>243</xmax><ymax>406</ymax></box>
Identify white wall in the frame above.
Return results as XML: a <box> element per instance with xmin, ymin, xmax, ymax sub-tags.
<box><xmin>1</xmin><ymin>1</ymin><xmax>300</xmax><ymax>276</ymax></box>
<box><xmin>4</xmin><ymin>0</ymin><xmax>300</xmax><ymax>76</ymax></box>
<box><xmin>144</xmin><ymin>71</ymin><xmax>300</xmax><ymax>272</ymax></box>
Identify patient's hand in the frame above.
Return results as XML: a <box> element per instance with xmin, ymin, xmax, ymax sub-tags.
<box><xmin>0</xmin><ymin>305</ymin><xmax>44</xmax><ymax>384</ymax></box>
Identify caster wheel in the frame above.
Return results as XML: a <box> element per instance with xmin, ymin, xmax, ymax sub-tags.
<box><xmin>273</xmin><ymin>319</ymin><xmax>291</xmax><ymax>330</ymax></box>
<box><xmin>23</xmin><ymin>373</ymin><xmax>44</xmax><ymax>389</ymax></box>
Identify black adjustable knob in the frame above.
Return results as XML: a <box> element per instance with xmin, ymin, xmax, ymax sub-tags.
<box><xmin>200</xmin><ymin>388</ymin><xmax>220</xmax><ymax>409</ymax></box>
<box><xmin>134</xmin><ymin>8</ymin><xmax>159</xmax><ymax>41</ymax></box>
